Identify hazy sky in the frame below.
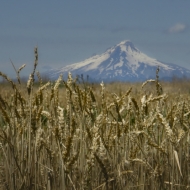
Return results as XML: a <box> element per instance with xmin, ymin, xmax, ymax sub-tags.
<box><xmin>0</xmin><ymin>0</ymin><xmax>190</xmax><ymax>78</ymax></box>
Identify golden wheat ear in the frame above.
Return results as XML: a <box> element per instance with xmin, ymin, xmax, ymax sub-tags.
<box><xmin>27</xmin><ymin>47</ymin><xmax>38</xmax><ymax>95</ymax></box>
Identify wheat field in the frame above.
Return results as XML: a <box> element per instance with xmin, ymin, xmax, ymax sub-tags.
<box><xmin>0</xmin><ymin>48</ymin><xmax>190</xmax><ymax>190</ymax></box>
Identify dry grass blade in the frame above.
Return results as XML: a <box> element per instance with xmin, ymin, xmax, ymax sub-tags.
<box><xmin>141</xmin><ymin>79</ymin><xmax>156</xmax><ymax>89</ymax></box>
<box><xmin>174</xmin><ymin>150</ymin><xmax>183</xmax><ymax>177</ymax></box>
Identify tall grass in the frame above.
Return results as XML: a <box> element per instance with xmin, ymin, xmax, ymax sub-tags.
<box><xmin>0</xmin><ymin>48</ymin><xmax>190</xmax><ymax>189</ymax></box>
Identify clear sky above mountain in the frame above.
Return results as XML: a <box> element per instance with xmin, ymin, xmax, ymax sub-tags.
<box><xmin>0</xmin><ymin>0</ymin><xmax>190</xmax><ymax>78</ymax></box>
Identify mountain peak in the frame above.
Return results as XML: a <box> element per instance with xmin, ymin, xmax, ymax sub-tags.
<box><xmin>115</xmin><ymin>40</ymin><xmax>139</xmax><ymax>53</ymax></box>
<box><xmin>118</xmin><ymin>40</ymin><xmax>131</xmax><ymax>45</ymax></box>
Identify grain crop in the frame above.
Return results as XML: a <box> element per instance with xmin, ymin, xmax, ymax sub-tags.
<box><xmin>0</xmin><ymin>48</ymin><xmax>190</xmax><ymax>189</ymax></box>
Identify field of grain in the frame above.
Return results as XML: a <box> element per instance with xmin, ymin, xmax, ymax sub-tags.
<box><xmin>0</xmin><ymin>48</ymin><xmax>190</xmax><ymax>190</ymax></box>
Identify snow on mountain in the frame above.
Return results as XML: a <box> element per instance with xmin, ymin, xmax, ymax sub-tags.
<box><xmin>50</xmin><ymin>40</ymin><xmax>190</xmax><ymax>82</ymax></box>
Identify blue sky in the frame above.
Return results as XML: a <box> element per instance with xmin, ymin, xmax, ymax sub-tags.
<box><xmin>0</xmin><ymin>0</ymin><xmax>190</xmax><ymax>78</ymax></box>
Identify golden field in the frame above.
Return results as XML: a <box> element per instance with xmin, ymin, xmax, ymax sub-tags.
<box><xmin>0</xmin><ymin>48</ymin><xmax>190</xmax><ymax>189</ymax></box>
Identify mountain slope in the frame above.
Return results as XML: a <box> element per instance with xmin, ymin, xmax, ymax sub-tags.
<box><xmin>50</xmin><ymin>40</ymin><xmax>190</xmax><ymax>82</ymax></box>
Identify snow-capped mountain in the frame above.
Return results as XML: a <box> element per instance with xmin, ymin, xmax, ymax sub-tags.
<box><xmin>50</xmin><ymin>40</ymin><xmax>190</xmax><ymax>82</ymax></box>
